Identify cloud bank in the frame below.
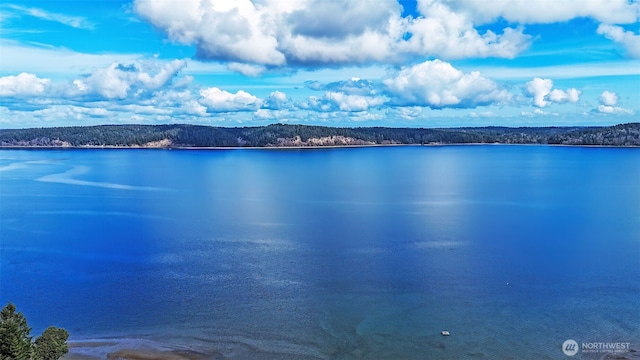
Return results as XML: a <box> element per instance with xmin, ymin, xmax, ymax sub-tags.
<box><xmin>1</xmin><ymin>0</ymin><xmax>637</xmax><ymax>127</ymax></box>
<box><xmin>133</xmin><ymin>0</ymin><xmax>531</xmax><ymax>68</ymax></box>
<box><xmin>4</xmin><ymin>56</ymin><xmax>612</xmax><ymax>128</ymax></box>
<box><xmin>133</xmin><ymin>0</ymin><xmax>639</xmax><ymax>70</ymax></box>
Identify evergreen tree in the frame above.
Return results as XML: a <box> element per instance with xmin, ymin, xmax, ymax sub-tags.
<box><xmin>0</xmin><ymin>303</ymin><xmax>32</xmax><ymax>360</ymax></box>
<box><xmin>0</xmin><ymin>303</ymin><xmax>69</xmax><ymax>360</ymax></box>
<box><xmin>33</xmin><ymin>327</ymin><xmax>69</xmax><ymax>360</ymax></box>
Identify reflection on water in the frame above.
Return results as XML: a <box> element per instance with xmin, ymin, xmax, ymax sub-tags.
<box><xmin>1</xmin><ymin>147</ymin><xmax>639</xmax><ymax>359</ymax></box>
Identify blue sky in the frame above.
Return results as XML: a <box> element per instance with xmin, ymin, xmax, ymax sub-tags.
<box><xmin>0</xmin><ymin>0</ymin><xmax>638</xmax><ymax>128</ymax></box>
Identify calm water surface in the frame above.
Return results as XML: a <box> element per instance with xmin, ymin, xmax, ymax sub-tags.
<box><xmin>1</xmin><ymin>146</ymin><xmax>638</xmax><ymax>359</ymax></box>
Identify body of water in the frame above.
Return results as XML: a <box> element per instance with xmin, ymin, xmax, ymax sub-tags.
<box><xmin>1</xmin><ymin>146</ymin><xmax>638</xmax><ymax>359</ymax></box>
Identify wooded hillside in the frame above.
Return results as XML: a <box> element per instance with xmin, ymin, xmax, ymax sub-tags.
<box><xmin>1</xmin><ymin>123</ymin><xmax>638</xmax><ymax>147</ymax></box>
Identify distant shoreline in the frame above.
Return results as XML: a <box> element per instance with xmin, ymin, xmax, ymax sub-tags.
<box><xmin>1</xmin><ymin>143</ymin><xmax>416</xmax><ymax>150</ymax></box>
<box><xmin>1</xmin><ymin>123</ymin><xmax>639</xmax><ymax>147</ymax></box>
<box><xmin>63</xmin><ymin>338</ymin><xmax>215</xmax><ymax>360</ymax></box>
<box><xmin>1</xmin><ymin>143</ymin><xmax>639</xmax><ymax>150</ymax></box>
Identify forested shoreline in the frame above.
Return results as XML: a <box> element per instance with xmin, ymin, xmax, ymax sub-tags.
<box><xmin>0</xmin><ymin>122</ymin><xmax>638</xmax><ymax>147</ymax></box>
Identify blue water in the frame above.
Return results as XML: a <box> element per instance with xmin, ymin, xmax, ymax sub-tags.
<box><xmin>1</xmin><ymin>146</ymin><xmax>638</xmax><ymax>359</ymax></box>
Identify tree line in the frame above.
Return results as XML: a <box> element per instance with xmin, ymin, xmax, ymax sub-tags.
<box><xmin>0</xmin><ymin>122</ymin><xmax>638</xmax><ymax>147</ymax></box>
<box><xmin>0</xmin><ymin>303</ymin><xmax>68</xmax><ymax>360</ymax></box>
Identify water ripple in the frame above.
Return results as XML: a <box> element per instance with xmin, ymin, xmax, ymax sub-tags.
<box><xmin>36</xmin><ymin>166</ymin><xmax>166</xmax><ymax>191</ymax></box>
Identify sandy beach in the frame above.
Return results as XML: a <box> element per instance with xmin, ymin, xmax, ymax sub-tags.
<box><xmin>64</xmin><ymin>339</ymin><xmax>221</xmax><ymax>360</ymax></box>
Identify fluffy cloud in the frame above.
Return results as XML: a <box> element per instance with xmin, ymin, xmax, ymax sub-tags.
<box><xmin>134</xmin><ymin>0</ymin><xmax>531</xmax><ymax>68</ymax></box>
<box><xmin>276</xmin><ymin>0</ymin><xmax>407</xmax><ymax>65</ymax></box>
<box><xmin>597</xmin><ymin>24</ymin><xmax>640</xmax><ymax>58</ymax></box>
<box><xmin>440</xmin><ymin>0</ymin><xmax>639</xmax><ymax>25</ymax></box>
<box><xmin>70</xmin><ymin>60</ymin><xmax>187</xmax><ymax>99</ymax></box>
<box><xmin>133</xmin><ymin>0</ymin><xmax>640</xmax><ymax>70</ymax></box>
<box><xmin>312</xmin><ymin>78</ymin><xmax>380</xmax><ymax>96</ymax></box>
<box><xmin>199</xmin><ymin>87</ymin><xmax>262</xmax><ymax>112</ymax></box>
<box><xmin>596</xmin><ymin>105</ymin><xmax>634</xmax><ymax>114</ymax></box>
<box><xmin>298</xmin><ymin>92</ymin><xmax>387</xmax><ymax>112</ymax></box>
<box><xmin>300</xmin><ymin>77</ymin><xmax>388</xmax><ymax>112</ymax></box>
<box><xmin>253</xmin><ymin>108</ymin><xmax>295</xmax><ymax>121</ymax></box>
<box><xmin>442</xmin><ymin>0</ymin><xmax>639</xmax><ymax>59</ymax></box>
<box><xmin>524</xmin><ymin>78</ymin><xmax>581</xmax><ymax>107</ymax></box>
<box><xmin>134</xmin><ymin>0</ymin><xmax>285</xmax><ymax>66</ymax></box>
<box><xmin>264</xmin><ymin>91</ymin><xmax>289</xmax><ymax>110</ymax></box>
<box><xmin>524</xmin><ymin>78</ymin><xmax>553</xmax><ymax>107</ymax></box>
<box><xmin>383</xmin><ymin>60</ymin><xmax>511</xmax><ymax>108</ymax></box>
<box><xmin>404</xmin><ymin>1</ymin><xmax>530</xmax><ymax>59</ymax></box>
<box><xmin>595</xmin><ymin>90</ymin><xmax>633</xmax><ymax>114</ymax></box>
<box><xmin>599</xmin><ymin>90</ymin><xmax>619</xmax><ymax>106</ymax></box>
<box><xmin>0</xmin><ymin>73</ymin><xmax>50</xmax><ymax>97</ymax></box>
<box><xmin>138</xmin><ymin>89</ymin><xmax>208</xmax><ymax>116</ymax></box>
<box><xmin>323</xmin><ymin>92</ymin><xmax>387</xmax><ymax>112</ymax></box>
<box><xmin>226</xmin><ymin>63</ymin><xmax>268</xmax><ymax>77</ymax></box>
<box><xmin>393</xmin><ymin>106</ymin><xmax>424</xmax><ymax>119</ymax></box>
<box><xmin>287</xmin><ymin>0</ymin><xmax>399</xmax><ymax>39</ymax></box>
<box><xmin>548</xmin><ymin>88</ymin><xmax>581</xmax><ymax>104</ymax></box>
<box><xmin>32</xmin><ymin>105</ymin><xmax>109</xmax><ymax>120</ymax></box>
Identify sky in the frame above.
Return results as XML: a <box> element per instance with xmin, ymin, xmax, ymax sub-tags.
<box><xmin>0</xmin><ymin>0</ymin><xmax>638</xmax><ymax>129</ymax></box>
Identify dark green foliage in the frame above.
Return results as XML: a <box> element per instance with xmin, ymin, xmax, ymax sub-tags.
<box><xmin>547</xmin><ymin>122</ymin><xmax>640</xmax><ymax>145</ymax></box>
<box><xmin>0</xmin><ymin>303</ymin><xmax>32</xmax><ymax>360</ymax></box>
<box><xmin>33</xmin><ymin>327</ymin><xmax>69</xmax><ymax>360</ymax></box>
<box><xmin>0</xmin><ymin>122</ymin><xmax>638</xmax><ymax>147</ymax></box>
<box><xmin>0</xmin><ymin>304</ymin><xmax>69</xmax><ymax>360</ymax></box>
<box><xmin>171</xmin><ymin>125</ymin><xmax>242</xmax><ymax>147</ymax></box>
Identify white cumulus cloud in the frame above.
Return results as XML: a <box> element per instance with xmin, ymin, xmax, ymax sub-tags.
<box><xmin>404</xmin><ymin>1</ymin><xmax>530</xmax><ymax>59</ymax></box>
<box><xmin>133</xmin><ymin>0</ymin><xmax>531</xmax><ymax>69</ymax></box>
<box><xmin>595</xmin><ymin>90</ymin><xmax>634</xmax><ymax>114</ymax></box>
<box><xmin>264</xmin><ymin>91</ymin><xmax>289</xmax><ymax>110</ymax></box>
<box><xmin>70</xmin><ymin>60</ymin><xmax>187</xmax><ymax>99</ymax></box>
<box><xmin>599</xmin><ymin>90</ymin><xmax>619</xmax><ymax>106</ymax></box>
<box><xmin>383</xmin><ymin>59</ymin><xmax>511</xmax><ymax>108</ymax></box>
<box><xmin>139</xmin><ymin>89</ymin><xmax>208</xmax><ymax>116</ymax></box>
<box><xmin>548</xmin><ymin>88</ymin><xmax>581</xmax><ymax>104</ymax></box>
<box><xmin>597</xmin><ymin>24</ymin><xmax>640</xmax><ymax>58</ymax></box>
<box><xmin>32</xmin><ymin>105</ymin><xmax>109</xmax><ymax>120</ymax></box>
<box><xmin>298</xmin><ymin>91</ymin><xmax>387</xmax><ymax>112</ymax></box>
<box><xmin>226</xmin><ymin>63</ymin><xmax>268</xmax><ymax>77</ymax></box>
<box><xmin>524</xmin><ymin>78</ymin><xmax>581</xmax><ymax>107</ymax></box>
<box><xmin>131</xmin><ymin>0</ymin><xmax>640</xmax><ymax>71</ymax></box>
<box><xmin>596</xmin><ymin>105</ymin><xmax>634</xmax><ymax>114</ymax></box>
<box><xmin>135</xmin><ymin>0</ymin><xmax>285</xmax><ymax>66</ymax></box>
<box><xmin>438</xmin><ymin>0</ymin><xmax>639</xmax><ymax>25</ymax></box>
<box><xmin>323</xmin><ymin>92</ymin><xmax>387</xmax><ymax>112</ymax></box>
<box><xmin>199</xmin><ymin>87</ymin><xmax>262</xmax><ymax>112</ymax></box>
<box><xmin>525</xmin><ymin>78</ymin><xmax>553</xmax><ymax>107</ymax></box>
<box><xmin>0</xmin><ymin>73</ymin><xmax>50</xmax><ymax>97</ymax></box>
